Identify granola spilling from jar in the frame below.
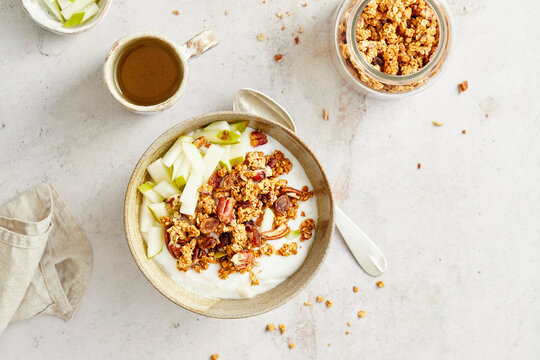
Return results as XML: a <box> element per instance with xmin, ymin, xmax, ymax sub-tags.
<box><xmin>138</xmin><ymin>120</ymin><xmax>318</xmax><ymax>298</ymax></box>
<box><xmin>338</xmin><ymin>0</ymin><xmax>441</xmax><ymax>93</ymax></box>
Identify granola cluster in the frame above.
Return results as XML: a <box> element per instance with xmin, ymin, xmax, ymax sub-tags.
<box><xmin>160</xmin><ymin>131</ymin><xmax>316</xmax><ymax>285</ymax></box>
<box><xmin>338</xmin><ymin>0</ymin><xmax>441</xmax><ymax>93</ymax></box>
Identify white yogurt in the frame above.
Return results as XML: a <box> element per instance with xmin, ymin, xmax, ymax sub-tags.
<box><xmin>151</xmin><ymin>130</ymin><xmax>318</xmax><ymax>299</ymax></box>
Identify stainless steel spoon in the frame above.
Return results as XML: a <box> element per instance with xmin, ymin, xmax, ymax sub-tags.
<box><xmin>233</xmin><ymin>88</ymin><xmax>387</xmax><ymax>277</ymax></box>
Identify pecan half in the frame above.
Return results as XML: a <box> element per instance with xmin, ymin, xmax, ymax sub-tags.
<box><xmin>230</xmin><ymin>251</ymin><xmax>255</xmax><ymax>271</ymax></box>
<box><xmin>274</xmin><ymin>195</ymin><xmax>291</xmax><ymax>214</ymax></box>
<box><xmin>261</xmin><ymin>224</ymin><xmax>290</xmax><ymax>240</ymax></box>
<box><xmin>281</xmin><ymin>186</ymin><xmax>302</xmax><ymax>199</ymax></box>
<box><xmin>198</xmin><ymin>235</ymin><xmax>219</xmax><ymax>250</ymax></box>
<box><xmin>208</xmin><ymin>170</ymin><xmax>224</xmax><ymax>188</ymax></box>
<box><xmin>200</xmin><ymin>217</ymin><xmax>219</xmax><ymax>234</ymax></box>
<box><xmin>245</xmin><ymin>223</ymin><xmax>262</xmax><ymax>247</ymax></box>
<box><xmin>192</xmin><ymin>246</ymin><xmax>201</xmax><ymax>261</ymax></box>
<box><xmin>192</xmin><ymin>136</ymin><xmax>206</xmax><ymax>149</ymax></box>
<box><xmin>165</xmin><ymin>231</ymin><xmax>182</xmax><ymax>259</ymax></box>
<box><xmin>217</xmin><ymin>197</ymin><xmax>236</xmax><ymax>224</ymax></box>
<box><xmin>250</xmin><ymin>130</ymin><xmax>268</xmax><ymax>147</ymax></box>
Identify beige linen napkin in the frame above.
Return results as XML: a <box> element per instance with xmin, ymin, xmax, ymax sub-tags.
<box><xmin>0</xmin><ymin>182</ymin><xmax>92</xmax><ymax>334</ymax></box>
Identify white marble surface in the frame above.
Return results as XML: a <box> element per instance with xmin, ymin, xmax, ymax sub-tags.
<box><xmin>0</xmin><ymin>0</ymin><xmax>539</xmax><ymax>359</ymax></box>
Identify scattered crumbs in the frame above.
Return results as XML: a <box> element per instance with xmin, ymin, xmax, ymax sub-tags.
<box><xmin>276</xmin><ymin>12</ymin><xmax>284</xmax><ymax>19</ymax></box>
<box><xmin>224</xmin><ymin>10</ymin><xmax>229</xmax><ymax>15</ymax></box>
<box><xmin>477</xmin><ymin>271</ymin><xmax>481</xmax><ymax>274</ymax></box>
<box><xmin>262</xmin><ymin>0</ymin><xmax>266</xmax><ymax>3</ymax></box>
<box><xmin>304</xmin><ymin>301</ymin><xmax>312</xmax><ymax>306</ymax></box>
<box><xmin>485</xmin><ymin>114</ymin><xmax>489</xmax><ymax>118</ymax></box>
<box><xmin>279</xmin><ymin>324</ymin><xmax>286</xmax><ymax>334</ymax></box>
<box><xmin>172</xmin><ymin>10</ymin><xmax>180</xmax><ymax>15</ymax></box>
<box><xmin>376</xmin><ymin>281</ymin><xmax>385</xmax><ymax>288</ymax></box>
<box><xmin>322</xmin><ymin>109</ymin><xmax>329</xmax><ymax>121</ymax></box>
<box><xmin>301</xmin><ymin>211</ymin><xmax>306</xmax><ymax>217</ymax></box>
<box><xmin>358</xmin><ymin>311</ymin><xmax>366</xmax><ymax>318</ymax></box>
<box><xmin>274</xmin><ymin>54</ymin><xmax>283</xmax><ymax>62</ymax></box>
<box><xmin>289</xmin><ymin>342</ymin><xmax>295</xmax><ymax>349</ymax></box>
<box><xmin>417</xmin><ymin>163</ymin><xmax>422</xmax><ymax>169</ymax></box>
<box><xmin>458</xmin><ymin>80</ymin><xmax>468</xmax><ymax>93</ymax></box>
<box><xmin>267</xmin><ymin>323</ymin><xmax>277</xmax><ymax>331</ymax></box>
<box><xmin>211</xmin><ymin>355</ymin><xmax>219</xmax><ymax>360</ymax></box>
<box><xmin>432</xmin><ymin>121</ymin><xmax>444</xmax><ymax>127</ymax></box>
<box><xmin>328</xmin><ymin>343</ymin><xmax>332</xmax><ymax>347</ymax></box>
<box><xmin>298</xmin><ymin>27</ymin><xmax>304</xmax><ymax>33</ymax></box>
<box><xmin>345</xmin><ymin>331</ymin><xmax>350</xmax><ymax>335</ymax></box>
<box><xmin>281</xmin><ymin>26</ymin><xmax>286</xmax><ymax>31</ymax></box>
<box><xmin>326</xmin><ymin>300</ymin><xmax>333</xmax><ymax>308</ymax></box>
<box><xmin>439</xmin><ymin>257</ymin><xmax>442</xmax><ymax>261</ymax></box>
<box><xmin>347</xmin><ymin>322</ymin><xmax>352</xmax><ymax>327</ymax></box>
<box><xmin>316</xmin><ymin>295</ymin><xmax>325</xmax><ymax>303</ymax></box>
<box><xmin>291</xmin><ymin>32</ymin><xmax>296</xmax><ymax>36</ymax></box>
<box><xmin>353</xmin><ymin>286</ymin><xmax>359</xmax><ymax>293</ymax></box>
<box><xmin>286</xmin><ymin>11</ymin><xmax>291</xmax><ymax>17</ymax></box>
<box><xmin>294</xmin><ymin>36</ymin><xmax>299</xmax><ymax>44</ymax></box>
<box><xmin>302</xmin><ymin>2</ymin><xmax>307</xmax><ymax>7</ymax></box>
<box><xmin>462</xmin><ymin>130</ymin><xmax>467</xmax><ymax>134</ymax></box>
<box><xmin>257</xmin><ymin>33</ymin><xmax>267</xmax><ymax>41</ymax></box>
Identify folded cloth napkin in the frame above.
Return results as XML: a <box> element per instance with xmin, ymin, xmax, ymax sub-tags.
<box><xmin>0</xmin><ymin>182</ymin><xmax>92</xmax><ymax>334</ymax></box>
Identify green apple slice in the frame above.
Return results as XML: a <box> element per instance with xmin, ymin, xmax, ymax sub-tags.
<box><xmin>219</xmin><ymin>145</ymin><xmax>232</xmax><ymax>172</ymax></box>
<box><xmin>162</xmin><ymin>135</ymin><xmax>193</xmax><ymax>167</ymax></box>
<box><xmin>147</xmin><ymin>203</ymin><xmax>169</xmax><ymax>222</ymax></box>
<box><xmin>138</xmin><ymin>182</ymin><xmax>164</xmax><ymax>203</ymax></box>
<box><xmin>172</xmin><ymin>154</ymin><xmax>191</xmax><ymax>188</ymax></box>
<box><xmin>202</xmin><ymin>130</ymin><xmax>241</xmax><ymax>145</ymax></box>
<box><xmin>204</xmin><ymin>121</ymin><xmax>230</xmax><ymax>131</ymax></box>
<box><xmin>80</xmin><ymin>2</ymin><xmax>99</xmax><ymax>22</ymax></box>
<box><xmin>182</xmin><ymin>142</ymin><xmax>205</xmax><ymax>171</ymax></box>
<box><xmin>260</xmin><ymin>207</ymin><xmax>275</xmax><ymax>233</ymax></box>
<box><xmin>228</xmin><ymin>129</ymin><xmax>250</xmax><ymax>166</ymax></box>
<box><xmin>230</xmin><ymin>121</ymin><xmax>249</xmax><ymax>134</ymax></box>
<box><xmin>179</xmin><ymin>171</ymin><xmax>203</xmax><ymax>216</ymax></box>
<box><xmin>202</xmin><ymin>144</ymin><xmax>225</xmax><ymax>181</ymax></box>
<box><xmin>146</xmin><ymin>226</ymin><xmax>165</xmax><ymax>259</ymax></box>
<box><xmin>140</xmin><ymin>198</ymin><xmax>159</xmax><ymax>233</ymax></box>
<box><xmin>61</xmin><ymin>0</ymin><xmax>94</xmax><ymax>20</ymax></box>
<box><xmin>42</xmin><ymin>0</ymin><xmax>64</xmax><ymax>22</ymax></box>
<box><xmin>285</xmin><ymin>229</ymin><xmax>301</xmax><ymax>240</ymax></box>
<box><xmin>153</xmin><ymin>180</ymin><xmax>180</xmax><ymax>198</ymax></box>
<box><xmin>147</xmin><ymin>158</ymin><xmax>170</xmax><ymax>184</ymax></box>
<box><xmin>57</xmin><ymin>0</ymin><xmax>72</xmax><ymax>10</ymax></box>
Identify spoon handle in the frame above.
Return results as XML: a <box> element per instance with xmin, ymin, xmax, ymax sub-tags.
<box><xmin>334</xmin><ymin>206</ymin><xmax>387</xmax><ymax>277</ymax></box>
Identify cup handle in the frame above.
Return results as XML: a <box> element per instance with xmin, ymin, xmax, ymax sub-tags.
<box><xmin>180</xmin><ymin>29</ymin><xmax>219</xmax><ymax>61</ymax></box>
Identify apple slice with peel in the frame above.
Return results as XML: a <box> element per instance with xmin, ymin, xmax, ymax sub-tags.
<box><xmin>138</xmin><ymin>183</ymin><xmax>164</xmax><ymax>203</ymax></box>
<box><xmin>42</xmin><ymin>0</ymin><xmax>64</xmax><ymax>22</ymax></box>
<box><xmin>228</xmin><ymin>129</ymin><xmax>251</xmax><ymax>166</ymax></box>
<box><xmin>172</xmin><ymin>154</ymin><xmax>191</xmax><ymax>188</ymax></box>
<box><xmin>179</xmin><ymin>171</ymin><xmax>203</xmax><ymax>216</ymax></box>
<box><xmin>153</xmin><ymin>180</ymin><xmax>180</xmax><ymax>198</ymax></box>
<box><xmin>140</xmin><ymin>198</ymin><xmax>159</xmax><ymax>233</ymax></box>
<box><xmin>260</xmin><ymin>207</ymin><xmax>275</xmax><ymax>233</ymax></box>
<box><xmin>230</xmin><ymin>121</ymin><xmax>249</xmax><ymax>135</ymax></box>
<box><xmin>162</xmin><ymin>136</ymin><xmax>193</xmax><ymax>167</ymax></box>
<box><xmin>204</xmin><ymin>121</ymin><xmax>230</xmax><ymax>131</ymax></box>
<box><xmin>182</xmin><ymin>142</ymin><xmax>205</xmax><ymax>171</ymax></box>
<box><xmin>79</xmin><ymin>2</ymin><xmax>99</xmax><ymax>23</ymax></box>
<box><xmin>60</xmin><ymin>0</ymin><xmax>94</xmax><ymax>20</ymax></box>
<box><xmin>219</xmin><ymin>145</ymin><xmax>232</xmax><ymax>172</ymax></box>
<box><xmin>202</xmin><ymin>145</ymin><xmax>225</xmax><ymax>181</ymax></box>
<box><xmin>146</xmin><ymin>227</ymin><xmax>165</xmax><ymax>259</ymax></box>
<box><xmin>147</xmin><ymin>158</ymin><xmax>170</xmax><ymax>184</ymax></box>
<box><xmin>57</xmin><ymin>0</ymin><xmax>72</xmax><ymax>10</ymax></box>
<box><xmin>147</xmin><ymin>203</ymin><xmax>169</xmax><ymax>222</ymax></box>
<box><xmin>285</xmin><ymin>229</ymin><xmax>301</xmax><ymax>240</ymax></box>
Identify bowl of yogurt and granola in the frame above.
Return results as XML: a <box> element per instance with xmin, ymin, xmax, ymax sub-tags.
<box><xmin>124</xmin><ymin>112</ymin><xmax>334</xmax><ymax>318</ymax></box>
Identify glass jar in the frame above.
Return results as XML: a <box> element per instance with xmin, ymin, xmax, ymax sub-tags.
<box><xmin>331</xmin><ymin>0</ymin><xmax>454</xmax><ymax>99</ymax></box>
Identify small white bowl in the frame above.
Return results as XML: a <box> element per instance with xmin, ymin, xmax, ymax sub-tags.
<box><xmin>21</xmin><ymin>0</ymin><xmax>112</xmax><ymax>35</ymax></box>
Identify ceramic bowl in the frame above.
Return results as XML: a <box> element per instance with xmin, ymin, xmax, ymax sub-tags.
<box><xmin>124</xmin><ymin>111</ymin><xmax>334</xmax><ymax>318</ymax></box>
<box><xmin>21</xmin><ymin>0</ymin><xmax>112</xmax><ymax>35</ymax></box>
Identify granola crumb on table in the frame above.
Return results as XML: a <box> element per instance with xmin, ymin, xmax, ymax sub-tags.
<box><xmin>288</xmin><ymin>342</ymin><xmax>295</xmax><ymax>349</ymax></box>
<box><xmin>358</xmin><ymin>310</ymin><xmax>367</xmax><ymax>318</ymax></box>
<box><xmin>353</xmin><ymin>286</ymin><xmax>359</xmax><ymax>293</ymax></box>
<box><xmin>267</xmin><ymin>323</ymin><xmax>277</xmax><ymax>331</ymax></box>
<box><xmin>376</xmin><ymin>280</ymin><xmax>385</xmax><ymax>288</ymax></box>
<box><xmin>326</xmin><ymin>300</ymin><xmax>333</xmax><ymax>308</ymax></box>
<box><xmin>316</xmin><ymin>295</ymin><xmax>324</xmax><ymax>303</ymax></box>
<box><xmin>211</xmin><ymin>354</ymin><xmax>219</xmax><ymax>360</ymax></box>
<box><xmin>279</xmin><ymin>323</ymin><xmax>286</xmax><ymax>334</ymax></box>
<box><xmin>458</xmin><ymin>80</ymin><xmax>468</xmax><ymax>93</ymax></box>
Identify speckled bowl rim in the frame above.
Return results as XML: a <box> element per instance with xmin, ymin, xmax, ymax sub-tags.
<box><xmin>124</xmin><ymin>111</ymin><xmax>334</xmax><ymax>318</ymax></box>
<box><xmin>20</xmin><ymin>0</ymin><xmax>112</xmax><ymax>35</ymax></box>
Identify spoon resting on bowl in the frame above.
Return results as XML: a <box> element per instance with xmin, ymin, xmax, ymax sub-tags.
<box><xmin>233</xmin><ymin>88</ymin><xmax>387</xmax><ymax>277</ymax></box>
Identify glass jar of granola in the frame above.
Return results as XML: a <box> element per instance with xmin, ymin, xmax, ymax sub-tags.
<box><xmin>332</xmin><ymin>0</ymin><xmax>454</xmax><ymax>98</ymax></box>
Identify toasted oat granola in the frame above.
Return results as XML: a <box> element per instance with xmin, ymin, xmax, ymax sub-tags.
<box><xmin>160</xmin><ymin>131</ymin><xmax>316</xmax><ymax>286</ymax></box>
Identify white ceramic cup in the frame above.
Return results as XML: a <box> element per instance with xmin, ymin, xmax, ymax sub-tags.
<box><xmin>103</xmin><ymin>30</ymin><xmax>219</xmax><ymax>113</ymax></box>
